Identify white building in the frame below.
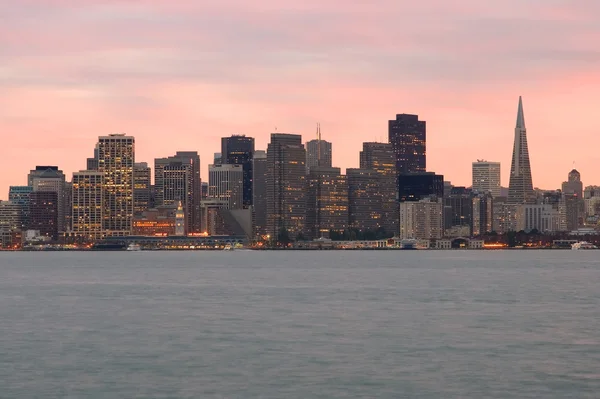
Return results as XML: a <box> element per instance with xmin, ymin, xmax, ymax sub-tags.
<box><xmin>516</xmin><ymin>204</ymin><xmax>562</xmax><ymax>233</ymax></box>
<box><xmin>208</xmin><ymin>164</ymin><xmax>244</xmax><ymax>210</ymax></box>
<box><xmin>472</xmin><ymin>160</ymin><xmax>501</xmax><ymax>198</ymax></box>
<box><xmin>399</xmin><ymin>198</ymin><xmax>443</xmax><ymax>240</ymax></box>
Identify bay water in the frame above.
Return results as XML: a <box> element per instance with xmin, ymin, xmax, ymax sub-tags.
<box><xmin>0</xmin><ymin>250</ymin><xmax>599</xmax><ymax>398</ymax></box>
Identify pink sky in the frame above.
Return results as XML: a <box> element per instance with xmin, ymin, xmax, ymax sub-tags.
<box><xmin>2</xmin><ymin>0</ymin><xmax>600</xmax><ymax>196</ymax></box>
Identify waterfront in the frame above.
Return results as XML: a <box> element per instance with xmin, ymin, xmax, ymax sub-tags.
<box><xmin>0</xmin><ymin>250</ymin><xmax>599</xmax><ymax>398</ymax></box>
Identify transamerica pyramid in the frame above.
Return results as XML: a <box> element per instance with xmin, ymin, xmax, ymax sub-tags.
<box><xmin>508</xmin><ymin>96</ymin><xmax>534</xmax><ymax>204</ymax></box>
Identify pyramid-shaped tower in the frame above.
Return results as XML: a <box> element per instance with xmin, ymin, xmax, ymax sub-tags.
<box><xmin>508</xmin><ymin>96</ymin><xmax>534</xmax><ymax>204</ymax></box>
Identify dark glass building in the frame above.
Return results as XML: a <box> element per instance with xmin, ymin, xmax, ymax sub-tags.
<box><xmin>443</xmin><ymin>186</ymin><xmax>473</xmax><ymax>231</ymax></box>
<box><xmin>222</xmin><ymin>135</ymin><xmax>255</xmax><ymax>207</ymax></box>
<box><xmin>29</xmin><ymin>191</ymin><xmax>59</xmax><ymax>239</ymax></box>
<box><xmin>398</xmin><ymin>172</ymin><xmax>444</xmax><ymax>202</ymax></box>
<box><xmin>388</xmin><ymin>114</ymin><xmax>426</xmax><ymax>174</ymax></box>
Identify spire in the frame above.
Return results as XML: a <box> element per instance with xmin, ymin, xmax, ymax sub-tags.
<box><xmin>516</xmin><ymin>96</ymin><xmax>525</xmax><ymax>129</ymax></box>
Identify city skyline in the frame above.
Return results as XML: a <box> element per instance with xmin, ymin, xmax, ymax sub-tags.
<box><xmin>2</xmin><ymin>2</ymin><xmax>600</xmax><ymax>194</ymax></box>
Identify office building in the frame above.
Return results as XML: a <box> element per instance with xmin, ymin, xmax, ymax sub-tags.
<box><xmin>399</xmin><ymin>198</ymin><xmax>443</xmax><ymax>240</ymax></box>
<box><xmin>0</xmin><ymin>201</ymin><xmax>24</xmax><ymax>233</ymax></box>
<box><xmin>347</xmin><ymin>168</ymin><xmax>381</xmax><ymax>231</ymax></box>
<box><xmin>29</xmin><ymin>191</ymin><xmax>59</xmax><ymax>239</ymax></box>
<box><xmin>266</xmin><ymin>133</ymin><xmax>306</xmax><ymax>239</ymax></box>
<box><xmin>306</xmin><ymin>125</ymin><xmax>332</xmax><ymax>173</ymax></box>
<box><xmin>492</xmin><ymin>197</ymin><xmax>517</xmax><ymax>234</ymax></box>
<box><xmin>398</xmin><ymin>172</ymin><xmax>444</xmax><ymax>202</ymax></box>
<box><xmin>472</xmin><ymin>161</ymin><xmax>501</xmax><ymax>198</ymax></box>
<box><xmin>305</xmin><ymin>167</ymin><xmax>348</xmax><ymax>239</ymax></box>
<box><xmin>443</xmin><ymin>186</ymin><xmax>473</xmax><ymax>233</ymax></box>
<box><xmin>359</xmin><ymin>142</ymin><xmax>398</xmax><ymax>235</ymax></box>
<box><xmin>132</xmin><ymin>206</ymin><xmax>177</xmax><ymax>236</ymax></box>
<box><xmin>472</xmin><ymin>192</ymin><xmax>493</xmax><ymax>236</ymax></box>
<box><xmin>8</xmin><ymin>186</ymin><xmax>33</xmax><ymax>229</ymax></box>
<box><xmin>221</xmin><ymin>135</ymin><xmax>255</xmax><ymax>207</ymax></box>
<box><xmin>28</xmin><ymin>166</ymin><xmax>68</xmax><ymax>233</ymax></box>
<box><xmin>388</xmin><ymin>113</ymin><xmax>426</xmax><ymax>174</ymax></box>
<box><xmin>515</xmin><ymin>204</ymin><xmax>562</xmax><ymax>233</ymax></box>
<box><xmin>252</xmin><ymin>150</ymin><xmax>268</xmax><ymax>237</ymax></box>
<box><xmin>508</xmin><ymin>97</ymin><xmax>535</xmax><ymax>204</ymax></box>
<box><xmin>71</xmin><ymin>171</ymin><xmax>104</xmax><ymax>241</ymax></box>
<box><xmin>562</xmin><ymin>169</ymin><xmax>584</xmax><ymax>229</ymax></box>
<box><xmin>209</xmin><ymin>164</ymin><xmax>244</xmax><ymax>210</ymax></box>
<box><xmin>154</xmin><ymin>151</ymin><xmax>201</xmax><ymax>234</ymax></box>
<box><xmin>133</xmin><ymin>162</ymin><xmax>151</xmax><ymax>215</ymax></box>
<box><xmin>97</xmin><ymin>134</ymin><xmax>135</xmax><ymax>236</ymax></box>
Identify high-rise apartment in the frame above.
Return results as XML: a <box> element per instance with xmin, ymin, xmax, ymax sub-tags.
<box><xmin>133</xmin><ymin>162</ymin><xmax>151</xmax><ymax>215</ymax></box>
<box><xmin>508</xmin><ymin>97</ymin><xmax>534</xmax><ymax>204</ymax></box>
<box><xmin>221</xmin><ymin>135</ymin><xmax>255</xmax><ymax>207</ymax></box>
<box><xmin>306</xmin><ymin>125</ymin><xmax>332</xmax><ymax>173</ymax></box>
<box><xmin>209</xmin><ymin>164</ymin><xmax>244</xmax><ymax>210</ymax></box>
<box><xmin>472</xmin><ymin>160</ymin><xmax>501</xmax><ymax>198</ymax></box>
<box><xmin>266</xmin><ymin>133</ymin><xmax>306</xmax><ymax>240</ymax></box>
<box><xmin>305</xmin><ymin>167</ymin><xmax>348</xmax><ymax>239</ymax></box>
<box><xmin>388</xmin><ymin>114</ymin><xmax>426</xmax><ymax>174</ymax></box>
<box><xmin>252</xmin><ymin>150</ymin><xmax>268</xmax><ymax>237</ymax></box>
<box><xmin>71</xmin><ymin>171</ymin><xmax>104</xmax><ymax>241</ymax></box>
<box><xmin>359</xmin><ymin>142</ymin><xmax>398</xmax><ymax>235</ymax></box>
<box><xmin>154</xmin><ymin>151</ymin><xmax>201</xmax><ymax>233</ymax></box>
<box><xmin>97</xmin><ymin>134</ymin><xmax>134</xmax><ymax>236</ymax></box>
<box><xmin>28</xmin><ymin>166</ymin><xmax>68</xmax><ymax>233</ymax></box>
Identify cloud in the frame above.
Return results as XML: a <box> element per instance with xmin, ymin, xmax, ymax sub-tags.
<box><xmin>0</xmin><ymin>0</ymin><xmax>600</xmax><ymax>193</ymax></box>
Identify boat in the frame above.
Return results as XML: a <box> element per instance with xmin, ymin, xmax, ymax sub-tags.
<box><xmin>91</xmin><ymin>242</ymin><xmax>127</xmax><ymax>251</ymax></box>
<box><xmin>223</xmin><ymin>244</ymin><xmax>234</xmax><ymax>251</ymax></box>
<box><xmin>126</xmin><ymin>243</ymin><xmax>142</xmax><ymax>251</ymax></box>
<box><xmin>571</xmin><ymin>241</ymin><xmax>598</xmax><ymax>250</ymax></box>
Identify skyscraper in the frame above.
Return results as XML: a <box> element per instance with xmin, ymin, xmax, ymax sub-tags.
<box><xmin>29</xmin><ymin>191</ymin><xmax>59</xmax><ymax>239</ymax></box>
<box><xmin>472</xmin><ymin>192</ymin><xmax>493</xmax><ymax>236</ymax></box>
<box><xmin>221</xmin><ymin>135</ymin><xmax>255</xmax><ymax>207</ymax></box>
<box><xmin>97</xmin><ymin>134</ymin><xmax>135</xmax><ymax>236</ymax></box>
<box><xmin>306</xmin><ymin>124</ymin><xmax>332</xmax><ymax>173</ymax></box>
<box><xmin>305</xmin><ymin>167</ymin><xmax>348</xmax><ymax>239</ymax></box>
<box><xmin>472</xmin><ymin>160</ymin><xmax>501</xmax><ymax>198</ymax></box>
<box><xmin>398</xmin><ymin>172</ymin><xmax>444</xmax><ymax>202</ymax></box>
<box><xmin>72</xmin><ymin>171</ymin><xmax>104</xmax><ymax>241</ymax></box>
<box><xmin>8</xmin><ymin>186</ymin><xmax>33</xmax><ymax>230</ymax></box>
<box><xmin>133</xmin><ymin>162</ymin><xmax>151</xmax><ymax>215</ymax></box>
<box><xmin>208</xmin><ymin>164</ymin><xmax>244</xmax><ymax>210</ymax></box>
<box><xmin>252</xmin><ymin>150</ymin><xmax>268</xmax><ymax>237</ymax></box>
<box><xmin>562</xmin><ymin>169</ymin><xmax>584</xmax><ymax>229</ymax></box>
<box><xmin>154</xmin><ymin>151</ymin><xmax>201</xmax><ymax>233</ymax></box>
<box><xmin>266</xmin><ymin>133</ymin><xmax>306</xmax><ymax>240</ymax></box>
<box><xmin>347</xmin><ymin>168</ymin><xmax>381</xmax><ymax>231</ymax></box>
<box><xmin>28</xmin><ymin>166</ymin><xmax>68</xmax><ymax>233</ymax></box>
<box><xmin>388</xmin><ymin>114</ymin><xmax>426</xmax><ymax>174</ymax></box>
<box><xmin>508</xmin><ymin>97</ymin><xmax>534</xmax><ymax>204</ymax></box>
<box><xmin>359</xmin><ymin>142</ymin><xmax>398</xmax><ymax>235</ymax></box>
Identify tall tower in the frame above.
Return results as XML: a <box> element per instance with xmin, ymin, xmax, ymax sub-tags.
<box><xmin>175</xmin><ymin>201</ymin><xmax>185</xmax><ymax>236</ymax></box>
<box><xmin>388</xmin><ymin>114</ymin><xmax>426</xmax><ymax>175</ymax></box>
<box><xmin>306</xmin><ymin>124</ymin><xmax>332</xmax><ymax>174</ymax></box>
<box><xmin>472</xmin><ymin>160</ymin><xmax>501</xmax><ymax>198</ymax></box>
<box><xmin>97</xmin><ymin>134</ymin><xmax>135</xmax><ymax>236</ymax></box>
<box><xmin>266</xmin><ymin>133</ymin><xmax>306</xmax><ymax>240</ymax></box>
<box><xmin>221</xmin><ymin>135</ymin><xmax>255</xmax><ymax>207</ymax></box>
<box><xmin>359</xmin><ymin>142</ymin><xmax>398</xmax><ymax>235</ymax></box>
<box><xmin>508</xmin><ymin>97</ymin><xmax>534</xmax><ymax>204</ymax></box>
